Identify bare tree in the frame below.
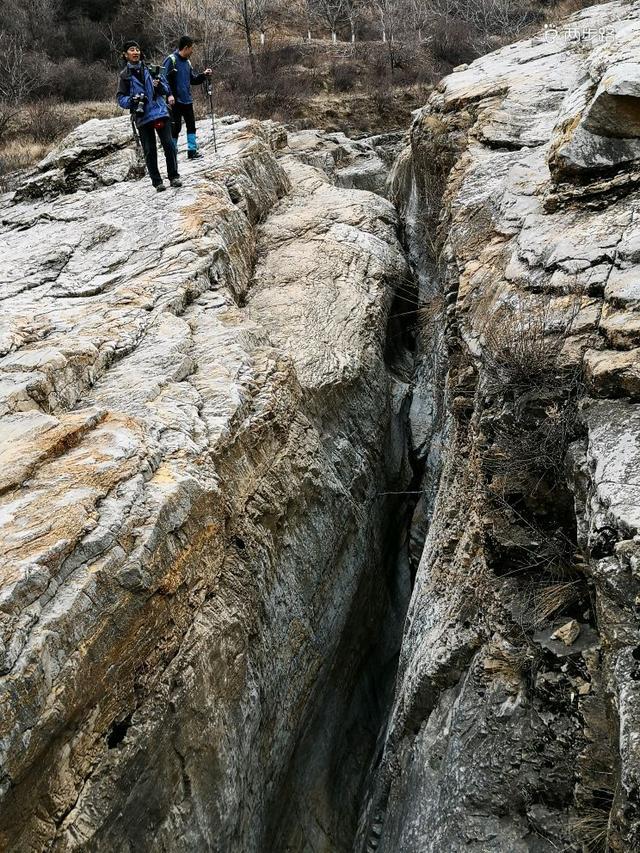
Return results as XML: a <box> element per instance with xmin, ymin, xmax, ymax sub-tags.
<box><xmin>151</xmin><ymin>0</ymin><xmax>194</xmax><ymax>51</ymax></box>
<box><xmin>373</xmin><ymin>0</ymin><xmax>400</xmax><ymax>43</ymax></box>
<box><xmin>309</xmin><ymin>0</ymin><xmax>346</xmax><ymax>43</ymax></box>
<box><xmin>0</xmin><ymin>0</ymin><xmax>60</xmax><ymax>50</ymax></box>
<box><xmin>425</xmin><ymin>0</ymin><xmax>531</xmax><ymax>50</ymax></box>
<box><xmin>404</xmin><ymin>0</ymin><xmax>429</xmax><ymax>41</ymax></box>
<box><xmin>303</xmin><ymin>0</ymin><xmax>314</xmax><ymax>39</ymax></box>
<box><xmin>0</xmin><ymin>34</ymin><xmax>37</xmax><ymax>104</ymax></box>
<box><xmin>224</xmin><ymin>0</ymin><xmax>258</xmax><ymax>75</ymax></box>
<box><xmin>0</xmin><ymin>32</ymin><xmax>44</xmax><ymax>145</ymax></box>
<box><xmin>468</xmin><ymin>0</ymin><xmax>531</xmax><ymax>44</ymax></box>
<box><xmin>253</xmin><ymin>0</ymin><xmax>274</xmax><ymax>45</ymax></box>
<box><xmin>289</xmin><ymin>0</ymin><xmax>315</xmax><ymax>39</ymax></box>
<box><xmin>343</xmin><ymin>0</ymin><xmax>363</xmax><ymax>43</ymax></box>
<box><xmin>148</xmin><ymin>0</ymin><xmax>231</xmax><ymax>69</ymax></box>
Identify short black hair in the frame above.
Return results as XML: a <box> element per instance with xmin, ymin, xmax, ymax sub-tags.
<box><xmin>122</xmin><ymin>39</ymin><xmax>141</xmax><ymax>53</ymax></box>
<box><xmin>178</xmin><ymin>36</ymin><xmax>194</xmax><ymax>50</ymax></box>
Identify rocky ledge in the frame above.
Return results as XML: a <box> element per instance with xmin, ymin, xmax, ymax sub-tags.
<box><xmin>0</xmin><ymin>117</ymin><xmax>411</xmax><ymax>850</ymax></box>
<box><xmin>359</xmin><ymin>2</ymin><xmax>640</xmax><ymax>851</ymax></box>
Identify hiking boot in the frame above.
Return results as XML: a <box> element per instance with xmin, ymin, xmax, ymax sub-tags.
<box><xmin>187</xmin><ymin>150</ymin><xmax>203</xmax><ymax>160</ymax></box>
<box><xmin>154</xmin><ymin>182</ymin><xmax>166</xmax><ymax>192</ymax></box>
<box><xmin>170</xmin><ymin>177</ymin><xmax>183</xmax><ymax>188</ymax></box>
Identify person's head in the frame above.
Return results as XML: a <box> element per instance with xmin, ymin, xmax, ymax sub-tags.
<box><xmin>123</xmin><ymin>40</ymin><xmax>141</xmax><ymax>64</ymax></box>
<box><xmin>178</xmin><ymin>35</ymin><xmax>194</xmax><ymax>58</ymax></box>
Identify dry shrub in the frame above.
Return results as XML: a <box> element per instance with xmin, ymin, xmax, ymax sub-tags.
<box><xmin>430</xmin><ymin>17</ymin><xmax>478</xmax><ymax>68</ymax></box>
<box><xmin>572</xmin><ymin>799</ymin><xmax>614</xmax><ymax>853</ymax></box>
<box><xmin>0</xmin><ymin>101</ymin><xmax>23</xmax><ymax>144</ymax></box>
<box><xmin>415</xmin><ymin>115</ymin><xmax>457</xmax><ymax>250</ymax></box>
<box><xmin>480</xmin><ymin>301</ymin><xmax>583</xmax><ymax>495</ymax></box>
<box><xmin>483</xmin><ymin>398</ymin><xmax>579</xmax><ymax>488</ymax></box>
<box><xmin>513</xmin><ymin>579</ymin><xmax>583</xmax><ymax>631</ymax></box>
<box><xmin>482</xmin><ymin>301</ymin><xmax>580</xmax><ymax>398</ymax></box>
<box><xmin>493</xmin><ymin>505</ymin><xmax>582</xmax><ymax>575</ymax></box>
<box><xmin>417</xmin><ymin>291</ymin><xmax>446</xmax><ymax>342</ymax></box>
<box><xmin>532</xmin><ymin>581</ymin><xmax>581</xmax><ymax>626</ymax></box>
<box><xmin>546</xmin><ymin>0</ymin><xmax>601</xmax><ymax>22</ymax></box>
<box><xmin>332</xmin><ymin>62</ymin><xmax>359</xmax><ymax>92</ymax></box>
<box><xmin>35</xmin><ymin>59</ymin><xmax>112</xmax><ymax>103</ymax></box>
<box><xmin>22</xmin><ymin>99</ymin><xmax>75</xmax><ymax>144</ymax></box>
<box><xmin>62</xmin><ymin>100</ymin><xmax>121</xmax><ymax>123</ymax></box>
<box><xmin>483</xmin><ymin>641</ymin><xmax>530</xmax><ymax>687</ymax></box>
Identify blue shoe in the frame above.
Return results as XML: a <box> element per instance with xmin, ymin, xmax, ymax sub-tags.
<box><xmin>187</xmin><ymin>132</ymin><xmax>201</xmax><ymax>159</ymax></box>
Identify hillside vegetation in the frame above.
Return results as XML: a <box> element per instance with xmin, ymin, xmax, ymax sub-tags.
<box><xmin>0</xmin><ymin>0</ymin><xmax>595</xmax><ymax>177</ymax></box>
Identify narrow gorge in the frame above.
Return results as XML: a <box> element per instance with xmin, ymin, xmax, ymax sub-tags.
<box><xmin>3</xmin><ymin>2</ymin><xmax>640</xmax><ymax>851</ymax></box>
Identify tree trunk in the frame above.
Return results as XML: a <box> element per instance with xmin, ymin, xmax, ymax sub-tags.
<box><xmin>242</xmin><ymin>0</ymin><xmax>257</xmax><ymax>76</ymax></box>
<box><xmin>331</xmin><ymin>30</ymin><xmax>337</xmax><ymax>44</ymax></box>
<box><xmin>260</xmin><ymin>30</ymin><xmax>265</xmax><ymax>46</ymax></box>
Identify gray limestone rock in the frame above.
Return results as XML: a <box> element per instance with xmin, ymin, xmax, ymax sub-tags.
<box><xmin>358</xmin><ymin>4</ymin><xmax>640</xmax><ymax>852</ymax></box>
<box><xmin>0</xmin><ymin>116</ymin><xmax>411</xmax><ymax>851</ymax></box>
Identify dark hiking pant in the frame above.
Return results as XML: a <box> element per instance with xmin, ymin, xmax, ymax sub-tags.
<box><xmin>139</xmin><ymin>119</ymin><xmax>178</xmax><ymax>186</ymax></box>
<box><xmin>170</xmin><ymin>101</ymin><xmax>197</xmax><ymax>142</ymax></box>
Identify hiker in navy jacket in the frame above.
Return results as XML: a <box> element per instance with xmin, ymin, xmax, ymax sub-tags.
<box><xmin>163</xmin><ymin>36</ymin><xmax>212</xmax><ymax>159</ymax></box>
<box><xmin>117</xmin><ymin>40</ymin><xmax>181</xmax><ymax>191</ymax></box>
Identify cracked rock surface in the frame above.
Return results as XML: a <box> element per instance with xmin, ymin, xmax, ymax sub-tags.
<box><xmin>359</xmin><ymin>3</ymin><xmax>640</xmax><ymax>852</ymax></box>
<box><xmin>0</xmin><ymin>116</ymin><xmax>410</xmax><ymax>851</ymax></box>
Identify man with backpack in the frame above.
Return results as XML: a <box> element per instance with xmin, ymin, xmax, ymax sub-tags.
<box><xmin>117</xmin><ymin>40</ymin><xmax>182</xmax><ymax>192</ymax></box>
<box><xmin>163</xmin><ymin>36</ymin><xmax>212</xmax><ymax>160</ymax></box>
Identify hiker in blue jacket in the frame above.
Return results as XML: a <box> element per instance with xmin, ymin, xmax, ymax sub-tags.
<box><xmin>117</xmin><ymin>40</ymin><xmax>182</xmax><ymax>192</ymax></box>
<box><xmin>163</xmin><ymin>36</ymin><xmax>212</xmax><ymax>160</ymax></box>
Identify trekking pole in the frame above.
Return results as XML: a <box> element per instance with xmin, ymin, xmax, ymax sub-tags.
<box><xmin>205</xmin><ymin>78</ymin><xmax>218</xmax><ymax>153</ymax></box>
<box><xmin>130</xmin><ymin>112</ymin><xmax>146</xmax><ymax>174</ymax></box>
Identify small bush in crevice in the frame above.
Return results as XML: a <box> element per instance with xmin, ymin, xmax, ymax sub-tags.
<box><xmin>572</xmin><ymin>797</ymin><xmax>614</xmax><ymax>853</ymax></box>
<box><xmin>488</xmin><ymin>501</ymin><xmax>582</xmax><ymax>580</ymax></box>
<box><xmin>530</xmin><ymin>580</ymin><xmax>582</xmax><ymax>628</ymax></box>
<box><xmin>482</xmin><ymin>397</ymin><xmax>579</xmax><ymax>491</ymax></box>
<box><xmin>415</xmin><ymin>115</ymin><xmax>458</xmax><ymax>256</ymax></box>
<box><xmin>479</xmin><ymin>301</ymin><xmax>584</xmax><ymax>505</ymax></box>
<box><xmin>481</xmin><ymin>301</ymin><xmax>581</xmax><ymax>399</ymax></box>
<box><xmin>482</xmin><ymin>640</ymin><xmax>531</xmax><ymax>687</ymax></box>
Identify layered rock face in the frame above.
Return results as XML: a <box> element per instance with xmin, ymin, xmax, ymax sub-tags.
<box><xmin>358</xmin><ymin>3</ymin><xmax>640</xmax><ymax>851</ymax></box>
<box><xmin>6</xmin><ymin>3</ymin><xmax>640</xmax><ymax>851</ymax></box>
<box><xmin>0</xmin><ymin>118</ymin><xmax>412</xmax><ymax>850</ymax></box>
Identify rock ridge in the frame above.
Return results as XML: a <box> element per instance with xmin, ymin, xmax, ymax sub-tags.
<box><xmin>0</xmin><ymin>116</ymin><xmax>412</xmax><ymax>851</ymax></box>
<box><xmin>359</xmin><ymin>3</ymin><xmax>640</xmax><ymax>851</ymax></box>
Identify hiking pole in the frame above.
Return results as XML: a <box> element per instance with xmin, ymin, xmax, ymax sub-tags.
<box><xmin>130</xmin><ymin>112</ymin><xmax>146</xmax><ymax>174</ymax></box>
<box><xmin>205</xmin><ymin>78</ymin><xmax>218</xmax><ymax>153</ymax></box>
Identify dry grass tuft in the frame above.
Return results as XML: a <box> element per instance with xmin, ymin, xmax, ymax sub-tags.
<box><xmin>0</xmin><ymin>99</ymin><xmax>120</xmax><ymax>188</ymax></box>
<box><xmin>483</xmin><ymin>641</ymin><xmax>530</xmax><ymax>688</ymax></box>
<box><xmin>417</xmin><ymin>292</ymin><xmax>446</xmax><ymax>340</ymax></box>
<box><xmin>531</xmin><ymin>580</ymin><xmax>581</xmax><ymax>628</ymax></box>
<box><xmin>572</xmin><ymin>802</ymin><xmax>613</xmax><ymax>853</ymax></box>
<box><xmin>480</xmin><ymin>300</ymin><xmax>583</xmax><ymax>498</ymax></box>
<box><xmin>481</xmin><ymin>301</ymin><xmax>580</xmax><ymax>398</ymax></box>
